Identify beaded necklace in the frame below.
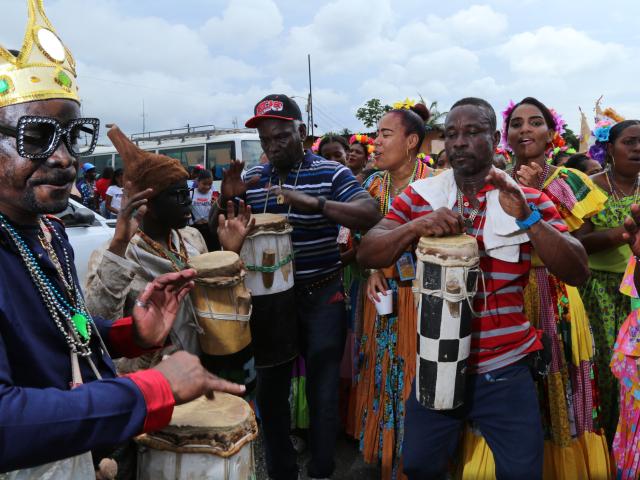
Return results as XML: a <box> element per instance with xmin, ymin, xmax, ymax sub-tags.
<box><xmin>137</xmin><ymin>229</ymin><xmax>189</xmax><ymax>271</ymax></box>
<box><xmin>511</xmin><ymin>159</ymin><xmax>551</xmax><ymax>190</ymax></box>
<box><xmin>379</xmin><ymin>159</ymin><xmax>425</xmax><ymax>215</ymax></box>
<box><xmin>605</xmin><ymin>167</ymin><xmax>640</xmax><ymax>202</ymax></box>
<box><xmin>0</xmin><ymin>214</ymin><xmax>96</xmax><ymax>364</ymax></box>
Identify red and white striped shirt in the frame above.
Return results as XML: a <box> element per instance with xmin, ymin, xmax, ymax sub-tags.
<box><xmin>387</xmin><ymin>183</ymin><xmax>568</xmax><ymax>373</ymax></box>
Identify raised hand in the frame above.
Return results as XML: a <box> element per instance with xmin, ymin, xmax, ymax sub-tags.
<box><xmin>153</xmin><ymin>351</ymin><xmax>246</xmax><ymax>404</ymax></box>
<box><xmin>622</xmin><ymin>203</ymin><xmax>640</xmax><ymax>258</ymax></box>
<box><xmin>132</xmin><ymin>269</ymin><xmax>197</xmax><ymax>348</ymax></box>
<box><xmin>485</xmin><ymin>167</ymin><xmax>531</xmax><ymax>220</ymax></box>
<box><xmin>108</xmin><ymin>182</ymin><xmax>153</xmax><ymax>257</ymax></box>
<box><xmin>217</xmin><ymin>200</ymin><xmax>256</xmax><ymax>253</ymax></box>
<box><xmin>220</xmin><ymin>160</ymin><xmax>260</xmax><ymax>202</ymax></box>
<box><xmin>514</xmin><ymin>162</ymin><xmax>544</xmax><ymax>189</ymax></box>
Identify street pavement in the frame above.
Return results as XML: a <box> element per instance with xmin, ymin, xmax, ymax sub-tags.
<box><xmin>254</xmin><ymin>432</ymin><xmax>381</xmax><ymax>479</ymax></box>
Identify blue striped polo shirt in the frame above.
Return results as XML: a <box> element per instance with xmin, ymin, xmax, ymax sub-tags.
<box><xmin>243</xmin><ymin>151</ymin><xmax>366</xmax><ymax>282</ymax></box>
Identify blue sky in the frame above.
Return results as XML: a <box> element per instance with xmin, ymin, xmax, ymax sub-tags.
<box><xmin>2</xmin><ymin>0</ymin><xmax>639</xmax><ymax>141</ymax></box>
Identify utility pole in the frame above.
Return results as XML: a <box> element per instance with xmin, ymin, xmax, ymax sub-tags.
<box><xmin>308</xmin><ymin>54</ymin><xmax>314</xmax><ymax>138</ymax></box>
<box><xmin>141</xmin><ymin>99</ymin><xmax>147</xmax><ymax>133</ymax></box>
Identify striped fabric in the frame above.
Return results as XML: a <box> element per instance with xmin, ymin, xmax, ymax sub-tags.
<box><xmin>243</xmin><ymin>151</ymin><xmax>366</xmax><ymax>282</ymax></box>
<box><xmin>387</xmin><ymin>183</ymin><xmax>569</xmax><ymax>373</ymax></box>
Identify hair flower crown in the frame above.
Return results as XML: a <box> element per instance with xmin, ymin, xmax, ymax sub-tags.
<box><xmin>501</xmin><ymin>100</ymin><xmax>566</xmax><ymax>152</ymax></box>
<box><xmin>349</xmin><ymin>133</ymin><xmax>375</xmax><ymax>154</ymax></box>
<box><xmin>392</xmin><ymin>98</ymin><xmax>416</xmax><ymax>110</ymax></box>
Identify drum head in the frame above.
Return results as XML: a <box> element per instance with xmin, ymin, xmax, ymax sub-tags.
<box><xmin>416</xmin><ymin>234</ymin><xmax>479</xmax><ymax>267</ymax></box>
<box><xmin>137</xmin><ymin>394</ymin><xmax>258</xmax><ymax>457</ymax></box>
<box><xmin>188</xmin><ymin>251</ymin><xmax>244</xmax><ymax>286</ymax></box>
<box><xmin>249</xmin><ymin>213</ymin><xmax>291</xmax><ymax>236</ymax></box>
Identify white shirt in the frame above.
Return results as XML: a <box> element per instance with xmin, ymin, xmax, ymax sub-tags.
<box><xmin>190</xmin><ymin>189</ymin><xmax>213</xmax><ymax>223</ymax></box>
<box><xmin>106</xmin><ymin>185</ymin><xmax>123</xmax><ymax>211</ymax></box>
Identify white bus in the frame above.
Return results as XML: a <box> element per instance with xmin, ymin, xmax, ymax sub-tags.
<box><xmin>84</xmin><ymin>125</ymin><xmax>263</xmax><ymax>182</ymax></box>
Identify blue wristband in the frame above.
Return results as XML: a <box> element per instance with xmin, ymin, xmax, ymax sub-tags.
<box><xmin>515</xmin><ymin>203</ymin><xmax>542</xmax><ymax>230</ymax></box>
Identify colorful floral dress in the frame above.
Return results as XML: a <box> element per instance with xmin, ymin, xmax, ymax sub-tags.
<box><xmin>352</xmin><ymin>161</ymin><xmax>434</xmax><ymax>480</ymax></box>
<box><xmin>580</xmin><ymin>188</ymin><xmax>636</xmax><ymax>444</ymax></box>
<box><xmin>611</xmin><ymin>256</ymin><xmax>640</xmax><ymax>479</ymax></box>
<box><xmin>459</xmin><ymin>167</ymin><xmax>611</xmax><ymax>480</ymax></box>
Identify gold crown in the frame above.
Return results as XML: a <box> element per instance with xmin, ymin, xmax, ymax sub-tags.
<box><xmin>0</xmin><ymin>0</ymin><xmax>79</xmax><ymax>109</ymax></box>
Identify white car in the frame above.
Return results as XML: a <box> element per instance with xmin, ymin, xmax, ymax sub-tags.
<box><xmin>56</xmin><ymin>199</ymin><xmax>115</xmax><ymax>285</ymax></box>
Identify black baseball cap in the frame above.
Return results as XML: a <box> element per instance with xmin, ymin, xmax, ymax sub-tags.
<box><xmin>245</xmin><ymin>94</ymin><xmax>303</xmax><ymax>128</ymax></box>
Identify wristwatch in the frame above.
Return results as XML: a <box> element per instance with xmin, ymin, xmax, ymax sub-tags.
<box><xmin>317</xmin><ymin>196</ymin><xmax>327</xmax><ymax>213</ymax></box>
<box><xmin>515</xmin><ymin>203</ymin><xmax>542</xmax><ymax>231</ymax></box>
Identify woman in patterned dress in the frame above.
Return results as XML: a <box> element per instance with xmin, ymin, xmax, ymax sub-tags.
<box><xmin>352</xmin><ymin>102</ymin><xmax>435</xmax><ymax>480</ymax></box>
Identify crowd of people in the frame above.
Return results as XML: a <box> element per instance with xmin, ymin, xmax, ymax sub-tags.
<box><xmin>4</xmin><ymin>2</ymin><xmax>640</xmax><ymax>480</ymax></box>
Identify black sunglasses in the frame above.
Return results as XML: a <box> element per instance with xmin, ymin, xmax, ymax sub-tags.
<box><xmin>154</xmin><ymin>187</ymin><xmax>194</xmax><ymax>206</ymax></box>
<box><xmin>0</xmin><ymin>115</ymin><xmax>100</xmax><ymax>160</ymax></box>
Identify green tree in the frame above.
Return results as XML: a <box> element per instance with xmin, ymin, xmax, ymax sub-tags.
<box><xmin>356</xmin><ymin>98</ymin><xmax>391</xmax><ymax>129</ymax></box>
<box><xmin>562</xmin><ymin>127</ymin><xmax>580</xmax><ymax>150</ymax></box>
<box><xmin>424</xmin><ymin>99</ymin><xmax>447</xmax><ymax>130</ymax></box>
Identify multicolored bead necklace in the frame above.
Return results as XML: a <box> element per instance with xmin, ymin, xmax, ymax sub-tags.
<box><xmin>137</xmin><ymin>229</ymin><xmax>189</xmax><ymax>271</ymax></box>
<box><xmin>379</xmin><ymin>159</ymin><xmax>427</xmax><ymax>215</ymax></box>
<box><xmin>0</xmin><ymin>214</ymin><xmax>94</xmax><ymax>359</ymax></box>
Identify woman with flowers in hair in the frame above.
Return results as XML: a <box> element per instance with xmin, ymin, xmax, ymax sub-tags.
<box><xmin>575</xmin><ymin>119</ymin><xmax>640</xmax><ymax>445</ymax></box>
<box><xmin>348</xmin><ymin>133</ymin><xmax>376</xmax><ymax>182</ymax></box>
<box><xmin>460</xmin><ymin>97</ymin><xmax>611</xmax><ymax>480</ymax></box>
<box><xmin>352</xmin><ymin>100</ymin><xmax>435</xmax><ymax>480</ymax></box>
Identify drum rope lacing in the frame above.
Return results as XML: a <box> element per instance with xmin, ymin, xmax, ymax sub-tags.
<box><xmin>413</xmin><ymin>262</ymin><xmax>487</xmax><ymax>317</ymax></box>
<box><xmin>243</xmin><ymin>223</ymin><xmax>294</xmax><ymax>277</ymax></box>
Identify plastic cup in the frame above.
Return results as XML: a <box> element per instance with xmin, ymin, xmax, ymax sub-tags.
<box><xmin>373</xmin><ymin>290</ymin><xmax>393</xmax><ymax>315</ymax></box>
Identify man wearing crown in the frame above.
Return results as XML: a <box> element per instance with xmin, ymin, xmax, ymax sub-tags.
<box><xmin>0</xmin><ymin>1</ymin><xmax>245</xmax><ymax>476</ymax></box>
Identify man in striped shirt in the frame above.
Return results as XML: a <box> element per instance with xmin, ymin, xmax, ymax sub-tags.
<box><xmin>357</xmin><ymin>98</ymin><xmax>589</xmax><ymax>479</ymax></box>
<box><xmin>218</xmin><ymin>94</ymin><xmax>380</xmax><ymax>480</ymax></box>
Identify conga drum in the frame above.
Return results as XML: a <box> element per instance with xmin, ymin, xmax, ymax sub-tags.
<box><xmin>188</xmin><ymin>251</ymin><xmax>252</xmax><ymax>356</ymax></box>
<box><xmin>414</xmin><ymin>234</ymin><xmax>479</xmax><ymax>410</ymax></box>
<box><xmin>136</xmin><ymin>394</ymin><xmax>258</xmax><ymax>480</ymax></box>
<box><xmin>240</xmin><ymin>213</ymin><xmax>298</xmax><ymax>368</ymax></box>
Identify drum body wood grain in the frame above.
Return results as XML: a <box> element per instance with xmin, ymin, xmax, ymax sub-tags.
<box><xmin>188</xmin><ymin>251</ymin><xmax>252</xmax><ymax>356</ymax></box>
<box><xmin>414</xmin><ymin>234</ymin><xmax>479</xmax><ymax>410</ymax></box>
<box><xmin>136</xmin><ymin>394</ymin><xmax>258</xmax><ymax>480</ymax></box>
<box><xmin>240</xmin><ymin>214</ymin><xmax>298</xmax><ymax>368</ymax></box>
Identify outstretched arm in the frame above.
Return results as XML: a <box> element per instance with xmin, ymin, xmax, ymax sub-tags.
<box><xmin>357</xmin><ymin>208</ymin><xmax>464</xmax><ymax>268</ymax></box>
<box><xmin>486</xmin><ymin>168</ymin><xmax>590</xmax><ymax>286</ymax></box>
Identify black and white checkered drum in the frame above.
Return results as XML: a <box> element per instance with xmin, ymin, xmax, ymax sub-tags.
<box><xmin>414</xmin><ymin>234</ymin><xmax>479</xmax><ymax>410</ymax></box>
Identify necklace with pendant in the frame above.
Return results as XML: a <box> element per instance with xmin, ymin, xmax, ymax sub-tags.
<box><xmin>264</xmin><ymin>161</ymin><xmax>303</xmax><ymax>216</ymax></box>
<box><xmin>0</xmin><ymin>214</ymin><xmax>100</xmax><ymax>376</ymax></box>
<box><xmin>457</xmin><ymin>189</ymin><xmax>482</xmax><ymax>230</ymax></box>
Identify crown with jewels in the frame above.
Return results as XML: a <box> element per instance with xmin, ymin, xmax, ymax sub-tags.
<box><xmin>0</xmin><ymin>0</ymin><xmax>79</xmax><ymax>109</ymax></box>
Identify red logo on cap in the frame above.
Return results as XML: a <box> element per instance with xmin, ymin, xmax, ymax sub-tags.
<box><xmin>256</xmin><ymin>100</ymin><xmax>284</xmax><ymax>116</ymax></box>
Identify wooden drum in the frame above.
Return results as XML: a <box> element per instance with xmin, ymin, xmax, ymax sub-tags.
<box><xmin>240</xmin><ymin>214</ymin><xmax>298</xmax><ymax>368</ymax></box>
<box><xmin>414</xmin><ymin>234</ymin><xmax>479</xmax><ymax>410</ymax></box>
<box><xmin>188</xmin><ymin>251</ymin><xmax>252</xmax><ymax>356</ymax></box>
<box><xmin>136</xmin><ymin>394</ymin><xmax>258</xmax><ymax>480</ymax></box>
<box><xmin>240</xmin><ymin>213</ymin><xmax>294</xmax><ymax>295</ymax></box>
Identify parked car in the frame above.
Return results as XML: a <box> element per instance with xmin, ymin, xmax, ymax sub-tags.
<box><xmin>55</xmin><ymin>199</ymin><xmax>114</xmax><ymax>285</ymax></box>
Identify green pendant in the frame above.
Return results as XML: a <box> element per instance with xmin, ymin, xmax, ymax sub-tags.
<box><xmin>72</xmin><ymin>313</ymin><xmax>89</xmax><ymax>341</ymax></box>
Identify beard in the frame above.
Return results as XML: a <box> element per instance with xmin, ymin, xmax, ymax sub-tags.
<box><xmin>23</xmin><ymin>187</ymin><xmax>70</xmax><ymax>214</ymax></box>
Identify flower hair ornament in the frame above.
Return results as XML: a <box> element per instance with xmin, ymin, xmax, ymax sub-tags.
<box><xmin>393</xmin><ymin>98</ymin><xmax>416</xmax><ymax>110</ymax></box>
<box><xmin>311</xmin><ymin>137</ymin><xmax>322</xmax><ymax>153</ymax></box>
<box><xmin>349</xmin><ymin>133</ymin><xmax>375</xmax><ymax>154</ymax></box>
<box><xmin>416</xmin><ymin>152</ymin><xmax>435</xmax><ymax>166</ymax></box>
<box><xmin>501</xmin><ymin>100</ymin><xmax>566</xmax><ymax>152</ymax></box>
<box><xmin>588</xmin><ymin>119</ymin><xmax>615</xmax><ymax>164</ymax></box>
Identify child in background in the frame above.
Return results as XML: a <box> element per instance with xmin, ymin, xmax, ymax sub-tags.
<box><xmin>190</xmin><ymin>169</ymin><xmax>218</xmax><ymax>251</ymax></box>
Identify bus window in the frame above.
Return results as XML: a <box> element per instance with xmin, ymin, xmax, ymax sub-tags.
<box><xmin>159</xmin><ymin>146</ymin><xmax>205</xmax><ymax>169</ymax></box>
<box><xmin>114</xmin><ymin>154</ymin><xmax>123</xmax><ymax>170</ymax></box>
<box><xmin>241</xmin><ymin>140</ymin><xmax>263</xmax><ymax>169</ymax></box>
<box><xmin>207</xmin><ymin>141</ymin><xmax>235</xmax><ymax>180</ymax></box>
<box><xmin>84</xmin><ymin>154</ymin><xmax>112</xmax><ymax>174</ymax></box>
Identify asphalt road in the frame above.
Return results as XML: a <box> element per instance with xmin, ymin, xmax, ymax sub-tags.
<box><xmin>254</xmin><ymin>432</ymin><xmax>381</xmax><ymax>479</ymax></box>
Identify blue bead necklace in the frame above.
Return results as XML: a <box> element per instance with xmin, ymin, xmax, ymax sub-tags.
<box><xmin>0</xmin><ymin>213</ymin><xmax>93</xmax><ymax>357</ymax></box>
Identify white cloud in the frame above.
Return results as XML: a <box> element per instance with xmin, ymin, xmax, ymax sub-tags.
<box><xmin>425</xmin><ymin>5</ymin><xmax>508</xmax><ymax>45</ymax></box>
<box><xmin>498</xmin><ymin>26</ymin><xmax>627</xmax><ymax>76</ymax></box>
<box><xmin>200</xmin><ymin>0</ymin><xmax>284</xmax><ymax>53</ymax></box>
